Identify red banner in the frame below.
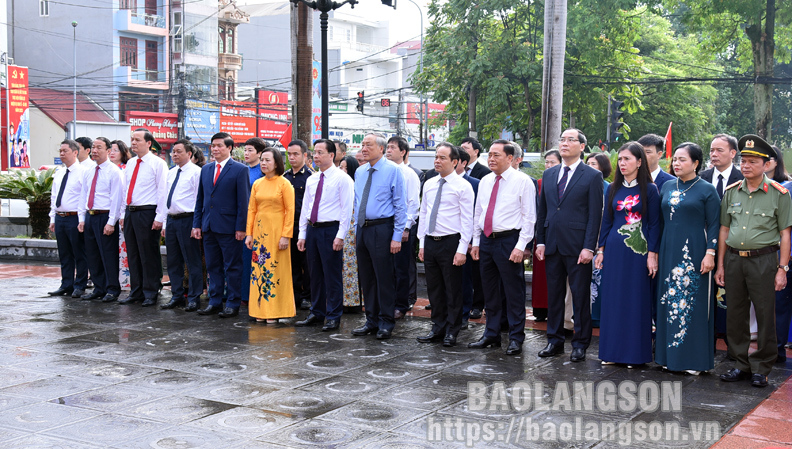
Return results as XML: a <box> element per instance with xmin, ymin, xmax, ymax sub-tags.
<box><xmin>127</xmin><ymin>111</ymin><xmax>178</xmax><ymax>144</ymax></box>
<box><xmin>3</xmin><ymin>65</ymin><xmax>31</xmax><ymax>169</ymax></box>
<box><xmin>220</xmin><ymin>100</ymin><xmax>257</xmax><ymax>142</ymax></box>
<box><xmin>256</xmin><ymin>90</ymin><xmax>289</xmax><ymax>140</ymax></box>
<box><xmin>406</xmin><ymin>102</ymin><xmax>446</xmax><ymax>125</ymax></box>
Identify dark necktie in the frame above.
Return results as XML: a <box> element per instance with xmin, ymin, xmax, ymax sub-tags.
<box><xmin>426</xmin><ymin>178</ymin><xmax>446</xmax><ymax>235</ymax></box>
<box><xmin>55</xmin><ymin>169</ymin><xmax>69</xmax><ymax>208</ymax></box>
<box><xmin>167</xmin><ymin>168</ymin><xmax>181</xmax><ymax>209</ymax></box>
<box><xmin>358</xmin><ymin>167</ymin><xmax>375</xmax><ymax>225</ymax></box>
<box><xmin>558</xmin><ymin>166</ymin><xmax>571</xmax><ymax>199</ymax></box>
<box><xmin>310</xmin><ymin>172</ymin><xmax>324</xmax><ymax>223</ymax></box>
<box><xmin>716</xmin><ymin>174</ymin><xmax>724</xmax><ymax>199</ymax></box>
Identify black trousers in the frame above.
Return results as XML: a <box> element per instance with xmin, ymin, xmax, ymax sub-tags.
<box><xmin>479</xmin><ymin>232</ymin><xmax>526</xmax><ymax>343</ymax></box>
<box><xmin>165</xmin><ymin>214</ymin><xmax>203</xmax><ymax>303</ymax></box>
<box><xmin>124</xmin><ymin>208</ymin><xmax>162</xmax><ymax>300</ymax></box>
<box><xmin>407</xmin><ymin>223</ymin><xmax>418</xmax><ymax>306</ymax></box>
<box><xmin>357</xmin><ymin>221</ymin><xmax>397</xmax><ymax>332</ymax></box>
<box><xmin>471</xmin><ymin>259</ymin><xmax>485</xmax><ymax>310</ymax></box>
<box><xmin>84</xmin><ymin>212</ymin><xmax>120</xmax><ymax>296</ymax></box>
<box><xmin>54</xmin><ymin>214</ymin><xmax>87</xmax><ymax>291</ymax></box>
<box><xmin>204</xmin><ymin>231</ymin><xmax>243</xmax><ymax>309</ymax></box>
<box><xmin>291</xmin><ymin>215</ymin><xmax>311</xmax><ymax>306</ymax></box>
<box><xmin>306</xmin><ymin>225</ymin><xmax>344</xmax><ymax>321</ymax></box>
<box><xmin>425</xmin><ymin>236</ymin><xmax>464</xmax><ymax>336</ymax></box>
<box><xmin>545</xmin><ymin>253</ymin><xmax>593</xmax><ymax>349</ymax></box>
<box><xmin>394</xmin><ymin>225</ymin><xmax>414</xmax><ymax>313</ymax></box>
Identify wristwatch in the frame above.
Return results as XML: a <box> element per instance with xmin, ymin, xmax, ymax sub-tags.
<box><xmin>779</xmin><ymin>264</ymin><xmax>790</xmax><ymax>272</ymax></box>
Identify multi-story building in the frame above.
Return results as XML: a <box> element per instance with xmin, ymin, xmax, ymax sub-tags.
<box><xmin>218</xmin><ymin>0</ymin><xmax>249</xmax><ymax>101</ymax></box>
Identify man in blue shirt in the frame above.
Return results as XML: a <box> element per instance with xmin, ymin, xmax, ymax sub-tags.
<box><xmin>351</xmin><ymin>133</ymin><xmax>407</xmax><ymax>340</ymax></box>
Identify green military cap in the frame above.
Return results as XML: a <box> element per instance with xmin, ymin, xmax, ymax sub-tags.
<box><xmin>738</xmin><ymin>134</ymin><xmax>774</xmax><ymax>159</ymax></box>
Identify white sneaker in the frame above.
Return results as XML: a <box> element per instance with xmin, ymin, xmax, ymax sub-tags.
<box><xmin>685</xmin><ymin>370</ymin><xmax>701</xmax><ymax>376</ymax></box>
<box><xmin>601</xmin><ymin>361</ymin><xmax>615</xmax><ymax>365</ymax></box>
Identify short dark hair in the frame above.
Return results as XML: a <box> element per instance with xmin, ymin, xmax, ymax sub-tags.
<box><xmin>342</xmin><ymin>155</ymin><xmax>359</xmax><ymax>180</ymax></box>
<box><xmin>334</xmin><ymin>140</ymin><xmax>347</xmax><ymax>154</ymax></box>
<box><xmin>174</xmin><ymin>138</ymin><xmax>196</xmax><ymax>156</ymax></box>
<box><xmin>211</xmin><ymin>132</ymin><xmax>234</xmax><ymax>149</ymax></box>
<box><xmin>674</xmin><ymin>142</ymin><xmax>704</xmax><ymax>175</ymax></box>
<box><xmin>288</xmin><ymin>139</ymin><xmax>308</xmax><ymax>154</ymax></box>
<box><xmin>586</xmin><ymin>153</ymin><xmax>612</xmax><ymax>179</ymax></box>
<box><xmin>313</xmin><ymin>139</ymin><xmax>337</xmax><ymax>158</ymax></box>
<box><xmin>458</xmin><ymin>148</ymin><xmax>471</xmax><ymax>166</ymax></box>
<box><xmin>133</xmin><ymin>128</ymin><xmax>160</xmax><ymax>151</ymax></box>
<box><xmin>435</xmin><ymin>142</ymin><xmax>460</xmax><ymax>162</ymax></box>
<box><xmin>544</xmin><ymin>149</ymin><xmax>561</xmax><ymax>164</ymax></box>
<box><xmin>388</xmin><ymin>136</ymin><xmax>410</xmax><ymax>155</ymax></box>
<box><xmin>491</xmin><ymin>139</ymin><xmax>516</xmax><ymax>157</ymax></box>
<box><xmin>637</xmin><ymin>134</ymin><xmax>665</xmax><ymax>154</ymax></box>
<box><xmin>712</xmin><ymin>133</ymin><xmax>738</xmax><ymax>152</ymax></box>
<box><xmin>75</xmin><ymin>137</ymin><xmax>93</xmax><ymax>150</ymax></box>
<box><xmin>460</xmin><ymin>137</ymin><xmax>483</xmax><ymax>156</ymax></box>
<box><xmin>191</xmin><ymin>147</ymin><xmax>206</xmax><ymax>167</ymax></box>
<box><xmin>562</xmin><ymin>128</ymin><xmax>587</xmax><ymax>145</ymax></box>
<box><xmin>61</xmin><ymin>139</ymin><xmax>79</xmax><ymax>152</ymax></box>
<box><xmin>110</xmin><ymin>140</ymin><xmax>131</xmax><ymax>164</ymax></box>
<box><xmin>245</xmin><ymin>137</ymin><xmax>269</xmax><ymax>154</ymax></box>
<box><xmin>94</xmin><ymin>137</ymin><xmax>112</xmax><ymax>149</ymax></box>
<box><xmin>261</xmin><ymin>147</ymin><xmax>285</xmax><ymax>176</ymax></box>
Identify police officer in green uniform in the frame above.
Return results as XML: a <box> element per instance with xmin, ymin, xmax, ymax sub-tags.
<box><xmin>715</xmin><ymin>134</ymin><xmax>792</xmax><ymax>388</ymax></box>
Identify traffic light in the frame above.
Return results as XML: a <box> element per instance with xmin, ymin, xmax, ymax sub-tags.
<box><xmin>609</xmin><ymin>98</ymin><xmax>625</xmax><ymax>143</ymax></box>
<box><xmin>356</xmin><ymin>91</ymin><xmax>365</xmax><ymax>113</ymax></box>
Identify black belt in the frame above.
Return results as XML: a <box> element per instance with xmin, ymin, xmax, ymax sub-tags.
<box><xmin>127</xmin><ymin>205</ymin><xmax>157</xmax><ymax>212</ymax></box>
<box><xmin>428</xmin><ymin>233</ymin><xmax>460</xmax><ymax>242</ymax></box>
<box><xmin>310</xmin><ymin>220</ymin><xmax>339</xmax><ymax>228</ymax></box>
<box><xmin>88</xmin><ymin>210</ymin><xmax>109</xmax><ymax>215</ymax></box>
<box><xmin>56</xmin><ymin>212</ymin><xmax>78</xmax><ymax>217</ymax></box>
<box><xmin>484</xmin><ymin>229</ymin><xmax>520</xmax><ymax>239</ymax></box>
<box><xmin>362</xmin><ymin>216</ymin><xmax>394</xmax><ymax>227</ymax></box>
<box><xmin>168</xmin><ymin>212</ymin><xmax>194</xmax><ymax>219</ymax></box>
<box><xmin>728</xmin><ymin>245</ymin><xmax>780</xmax><ymax>258</ymax></box>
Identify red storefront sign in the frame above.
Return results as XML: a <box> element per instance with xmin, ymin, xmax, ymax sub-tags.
<box><xmin>406</xmin><ymin>102</ymin><xmax>446</xmax><ymax>125</ymax></box>
<box><xmin>257</xmin><ymin>90</ymin><xmax>289</xmax><ymax>140</ymax></box>
<box><xmin>127</xmin><ymin>111</ymin><xmax>178</xmax><ymax>144</ymax></box>
<box><xmin>220</xmin><ymin>100</ymin><xmax>257</xmax><ymax>142</ymax></box>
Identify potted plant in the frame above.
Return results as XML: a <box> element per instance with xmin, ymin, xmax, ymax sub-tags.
<box><xmin>0</xmin><ymin>169</ymin><xmax>55</xmax><ymax>239</ymax></box>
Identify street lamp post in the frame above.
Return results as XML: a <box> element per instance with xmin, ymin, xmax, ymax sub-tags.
<box><xmin>72</xmin><ymin>21</ymin><xmax>78</xmax><ymax>139</ymax></box>
<box><xmin>404</xmin><ymin>0</ymin><xmax>426</xmax><ymax>147</ymax></box>
<box><xmin>290</xmin><ymin>0</ymin><xmax>359</xmax><ymax>140</ymax></box>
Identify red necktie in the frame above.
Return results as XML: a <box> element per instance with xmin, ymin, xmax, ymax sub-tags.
<box><xmin>214</xmin><ymin>163</ymin><xmax>222</xmax><ymax>185</ymax></box>
<box><xmin>126</xmin><ymin>159</ymin><xmax>142</xmax><ymax>205</ymax></box>
<box><xmin>309</xmin><ymin>173</ymin><xmax>324</xmax><ymax>223</ymax></box>
<box><xmin>483</xmin><ymin>175</ymin><xmax>502</xmax><ymax>237</ymax></box>
<box><xmin>87</xmin><ymin>166</ymin><xmax>99</xmax><ymax>210</ymax></box>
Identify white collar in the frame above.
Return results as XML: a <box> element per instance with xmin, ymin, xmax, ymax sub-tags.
<box><xmin>650</xmin><ymin>166</ymin><xmax>662</xmax><ymax>181</ymax></box>
<box><xmin>215</xmin><ymin>157</ymin><xmax>231</xmax><ymax>170</ymax></box>
<box><xmin>562</xmin><ymin>158</ymin><xmax>582</xmax><ymax>172</ymax></box>
<box><xmin>623</xmin><ymin>178</ymin><xmax>638</xmax><ymax>188</ymax></box>
<box><xmin>714</xmin><ymin>164</ymin><xmax>733</xmax><ymax>181</ymax></box>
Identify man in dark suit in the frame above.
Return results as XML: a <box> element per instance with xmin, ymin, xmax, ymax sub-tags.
<box><xmin>638</xmin><ymin>134</ymin><xmax>675</xmax><ymax>190</ymax></box>
<box><xmin>461</xmin><ymin>137</ymin><xmax>492</xmax><ymax>180</ymax></box>
<box><xmin>192</xmin><ymin>132</ymin><xmax>250</xmax><ymax>318</ymax></box>
<box><xmin>536</xmin><ymin>128</ymin><xmax>604</xmax><ymax>362</ymax></box>
<box><xmin>454</xmin><ymin>149</ymin><xmax>481</xmax><ymax>323</ymax></box>
<box><xmin>700</xmin><ymin>133</ymin><xmax>743</xmax><ymax>350</ymax></box>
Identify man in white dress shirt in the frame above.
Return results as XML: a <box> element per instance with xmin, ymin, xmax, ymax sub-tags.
<box><xmin>120</xmin><ymin>129</ymin><xmax>168</xmax><ymax>306</ymax></box>
<box><xmin>161</xmin><ymin>139</ymin><xmax>203</xmax><ymax>311</ymax></box>
<box><xmin>48</xmin><ymin>140</ymin><xmax>89</xmax><ymax>298</ymax></box>
<box><xmin>469</xmin><ymin>140</ymin><xmax>537</xmax><ymax>355</ymax></box>
<box><xmin>295</xmin><ymin>139</ymin><xmax>355</xmax><ymax>331</ymax></box>
<box><xmin>417</xmin><ymin>143</ymin><xmax>474</xmax><ymax>347</ymax></box>
<box><xmin>76</xmin><ymin>137</ymin><xmax>95</xmax><ymax>168</ymax></box>
<box><xmin>77</xmin><ymin>137</ymin><xmax>125</xmax><ymax>302</ymax></box>
<box><xmin>385</xmin><ymin>136</ymin><xmax>421</xmax><ymax>319</ymax></box>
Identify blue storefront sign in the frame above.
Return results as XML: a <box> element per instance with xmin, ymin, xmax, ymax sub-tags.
<box><xmin>185</xmin><ymin>100</ymin><xmax>219</xmax><ymax>144</ymax></box>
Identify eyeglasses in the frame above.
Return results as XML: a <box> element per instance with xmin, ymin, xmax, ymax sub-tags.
<box><xmin>559</xmin><ymin>138</ymin><xmax>579</xmax><ymax>143</ymax></box>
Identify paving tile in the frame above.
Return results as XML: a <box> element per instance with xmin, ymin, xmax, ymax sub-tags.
<box><xmin>186</xmin><ymin>406</ymin><xmax>301</xmax><ymax>438</ymax></box>
<box><xmin>0</xmin><ymin>401</ymin><xmax>100</xmax><ymax>432</ymax></box>
<box><xmin>731</xmin><ymin>415</ymin><xmax>792</xmax><ymax>444</ymax></box>
<box><xmin>259</xmin><ymin>419</ymin><xmax>375</xmax><ymax>448</ymax></box>
<box><xmin>747</xmin><ymin>397</ymin><xmax>792</xmax><ymax>422</ymax></box>
<box><xmin>118</xmin><ymin>395</ymin><xmax>236</xmax><ymax>424</ymax></box>
<box><xmin>39</xmin><ymin>413</ymin><xmax>171</xmax><ymax>445</ymax></box>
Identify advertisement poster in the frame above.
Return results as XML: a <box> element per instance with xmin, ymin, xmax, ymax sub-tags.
<box><xmin>311</xmin><ymin>61</ymin><xmax>322</xmax><ymax>143</ymax></box>
<box><xmin>220</xmin><ymin>100</ymin><xmax>257</xmax><ymax>142</ymax></box>
<box><xmin>256</xmin><ymin>90</ymin><xmax>289</xmax><ymax>140</ymax></box>
<box><xmin>185</xmin><ymin>99</ymin><xmax>219</xmax><ymax>144</ymax></box>
<box><xmin>6</xmin><ymin>65</ymin><xmax>30</xmax><ymax>169</ymax></box>
<box><xmin>405</xmin><ymin>102</ymin><xmax>446</xmax><ymax>125</ymax></box>
<box><xmin>127</xmin><ymin>112</ymin><xmax>178</xmax><ymax>145</ymax></box>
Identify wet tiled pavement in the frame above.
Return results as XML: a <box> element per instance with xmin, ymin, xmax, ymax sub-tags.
<box><xmin>0</xmin><ymin>261</ymin><xmax>791</xmax><ymax>448</ymax></box>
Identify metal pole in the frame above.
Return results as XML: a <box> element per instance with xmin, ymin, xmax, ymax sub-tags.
<box><xmin>72</xmin><ymin>21</ymin><xmax>78</xmax><ymax>139</ymax></box>
<box><xmin>406</xmin><ymin>0</ymin><xmax>423</xmax><ymax>146</ymax></box>
<box><xmin>320</xmin><ymin>9</ymin><xmax>329</xmax><ymax>139</ymax></box>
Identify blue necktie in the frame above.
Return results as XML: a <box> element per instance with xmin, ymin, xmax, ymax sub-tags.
<box><xmin>167</xmin><ymin>168</ymin><xmax>181</xmax><ymax>209</ymax></box>
<box><xmin>558</xmin><ymin>166</ymin><xmax>570</xmax><ymax>199</ymax></box>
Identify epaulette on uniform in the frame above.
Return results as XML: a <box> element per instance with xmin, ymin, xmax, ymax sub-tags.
<box><xmin>770</xmin><ymin>180</ymin><xmax>789</xmax><ymax>194</ymax></box>
<box><xmin>725</xmin><ymin>180</ymin><xmax>742</xmax><ymax>191</ymax></box>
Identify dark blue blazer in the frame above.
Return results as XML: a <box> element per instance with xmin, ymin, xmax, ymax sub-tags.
<box><xmin>463</xmin><ymin>172</ymin><xmax>479</xmax><ymax>199</ymax></box>
<box><xmin>537</xmin><ymin>164</ymin><xmax>604</xmax><ymax>256</ymax></box>
<box><xmin>654</xmin><ymin>169</ymin><xmax>675</xmax><ymax>191</ymax></box>
<box><xmin>193</xmin><ymin>159</ymin><xmax>250</xmax><ymax>234</ymax></box>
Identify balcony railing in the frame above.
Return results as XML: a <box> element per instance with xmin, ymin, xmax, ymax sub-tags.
<box><xmin>131</xmin><ymin>12</ymin><xmax>166</xmax><ymax>29</ymax></box>
<box><xmin>218</xmin><ymin>53</ymin><xmax>243</xmax><ymax>70</ymax></box>
<box><xmin>131</xmin><ymin>68</ymin><xmax>165</xmax><ymax>82</ymax></box>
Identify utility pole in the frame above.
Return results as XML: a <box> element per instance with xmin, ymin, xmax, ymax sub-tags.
<box><xmin>177</xmin><ymin>71</ymin><xmax>186</xmax><ymax>139</ymax></box>
<box><xmin>396</xmin><ymin>89</ymin><xmax>403</xmax><ymax>136</ymax></box>
<box><xmin>540</xmin><ymin>0</ymin><xmax>568</xmax><ymax>153</ymax></box>
<box><xmin>291</xmin><ymin>1</ymin><xmax>313</xmax><ymax>143</ymax></box>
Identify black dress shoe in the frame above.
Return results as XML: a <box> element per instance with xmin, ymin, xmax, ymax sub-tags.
<box><xmin>48</xmin><ymin>287</ymin><xmax>73</xmax><ymax>296</ymax></box>
<box><xmin>538</xmin><ymin>342</ymin><xmax>564</xmax><ymax>357</ymax></box>
<box><xmin>443</xmin><ymin>334</ymin><xmax>457</xmax><ymax>347</ymax></box>
<box><xmin>506</xmin><ymin>340</ymin><xmax>522</xmax><ymax>355</ymax></box>
<box><xmin>81</xmin><ymin>291</ymin><xmax>103</xmax><ymax>301</ymax></box>
<box><xmin>777</xmin><ymin>355</ymin><xmax>787</xmax><ymax>364</ymax></box>
<box><xmin>141</xmin><ymin>297</ymin><xmax>157</xmax><ymax>307</ymax></box>
<box><xmin>468</xmin><ymin>336</ymin><xmax>501</xmax><ymax>349</ymax></box>
<box><xmin>197</xmin><ymin>304</ymin><xmax>222</xmax><ymax>315</ymax></box>
<box><xmin>160</xmin><ymin>298</ymin><xmax>185</xmax><ymax>309</ymax></box>
<box><xmin>424</xmin><ymin>303</ymin><xmax>432</xmax><ymax>310</ymax></box>
<box><xmin>219</xmin><ymin>307</ymin><xmax>239</xmax><ymax>318</ymax></box>
<box><xmin>101</xmin><ymin>294</ymin><xmax>118</xmax><ymax>303</ymax></box>
<box><xmin>417</xmin><ymin>332</ymin><xmax>443</xmax><ymax>343</ymax></box>
<box><xmin>376</xmin><ymin>329</ymin><xmax>392</xmax><ymax>340</ymax></box>
<box><xmin>469</xmin><ymin>309</ymin><xmax>482</xmax><ymax>319</ymax></box>
<box><xmin>720</xmin><ymin>368</ymin><xmax>751</xmax><ymax>382</ymax></box>
<box><xmin>322</xmin><ymin>319</ymin><xmax>339</xmax><ymax>331</ymax></box>
<box><xmin>296</xmin><ymin>314</ymin><xmax>322</xmax><ymax>327</ymax></box>
<box><xmin>351</xmin><ymin>325</ymin><xmax>378</xmax><ymax>336</ymax></box>
<box><xmin>71</xmin><ymin>289</ymin><xmax>85</xmax><ymax>298</ymax></box>
<box><xmin>118</xmin><ymin>296</ymin><xmax>142</xmax><ymax>305</ymax></box>
<box><xmin>300</xmin><ymin>299</ymin><xmax>311</xmax><ymax>310</ymax></box>
<box><xmin>751</xmin><ymin>373</ymin><xmax>769</xmax><ymax>388</ymax></box>
<box><xmin>184</xmin><ymin>301</ymin><xmax>199</xmax><ymax>312</ymax></box>
<box><xmin>570</xmin><ymin>348</ymin><xmax>586</xmax><ymax>362</ymax></box>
